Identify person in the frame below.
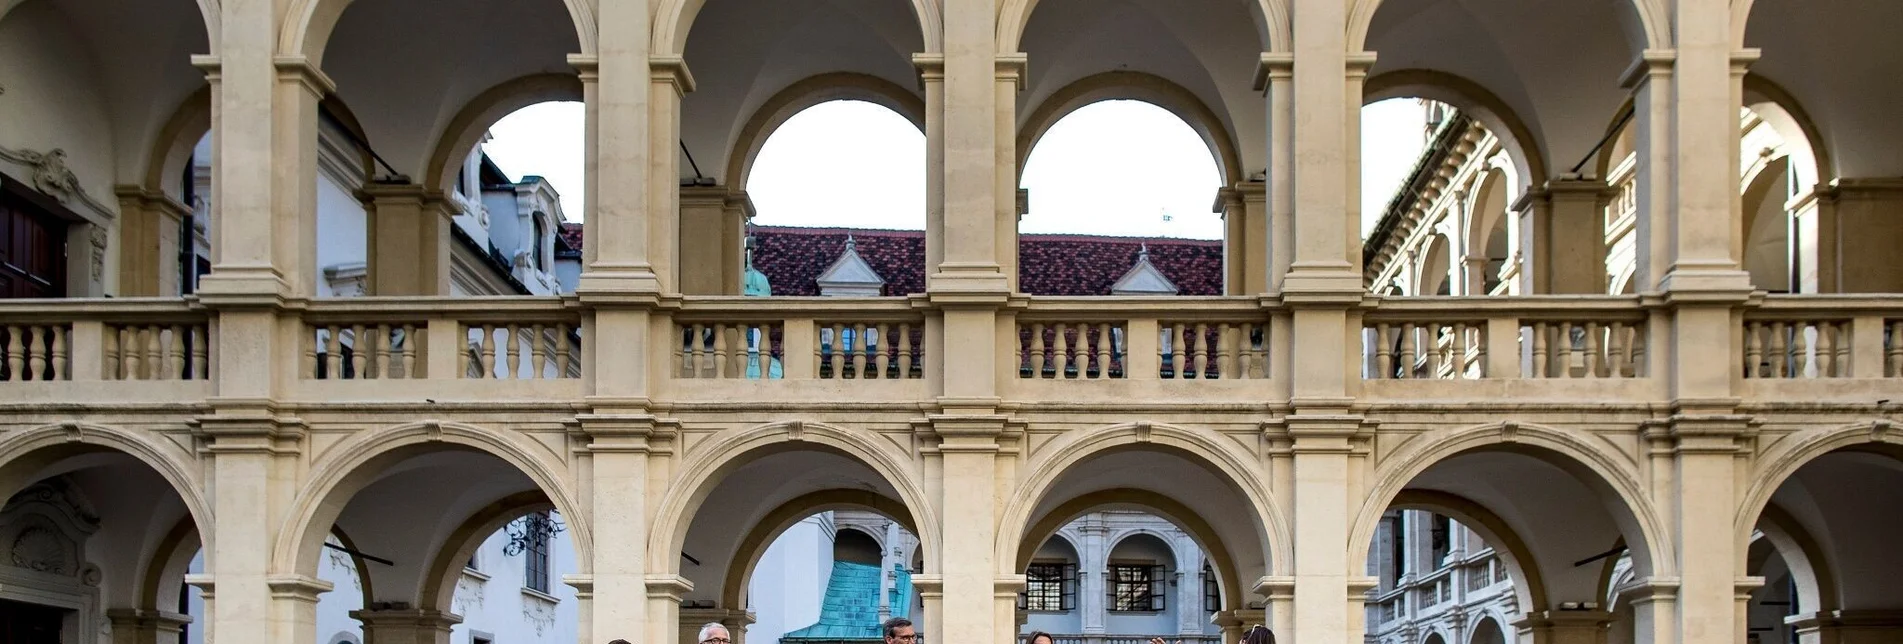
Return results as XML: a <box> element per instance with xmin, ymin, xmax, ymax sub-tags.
<box><xmin>1151</xmin><ymin>624</ymin><xmax>1272</xmax><ymax>644</ymax></box>
<box><xmin>883</xmin><ymin>617</ymin><xmax>918</xmax><ymax>644</ymax></box>
<box><xmin>1026</xmin><ymin>631</ymin><xmax>1056</xmax><ymax>644</ymax></box>
<box><xmin>699</xmin><ymin>622</ymin><xmax>733</xmax><ymax>644</ymax></box>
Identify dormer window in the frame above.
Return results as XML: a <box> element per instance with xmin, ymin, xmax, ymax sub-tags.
<box><xmin>532</xmin><ymin>216</ymin><xmax>549</xmax><ymax>272</ymax></box>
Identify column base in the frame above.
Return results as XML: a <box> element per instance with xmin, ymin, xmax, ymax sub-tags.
<box><xmin>350</xmin><ymin>606</ymin><xmax>463</xmax><ymax>644</ymax></box>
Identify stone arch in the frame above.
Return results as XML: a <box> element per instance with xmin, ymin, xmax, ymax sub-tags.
<box><xmin>726</xmin><ymin>73</ymin><xmax>926</xmax><ymax>192</ymax></box>
<box><xmin>1389</xmin><ymin>490</ymin><xmax>1547</xmax><ymax>612</ymax></box>
<box><xmin>1753</xmin><ymin>503</ymin><xmax>1838</xmax><ymax>615</ymax></box>
<box><xmin>1736</xmin><ymin>421</ymin><xmax>1903</xmax><ymax>561</ymax></box>
<box><xmin>1348</xmin><ymin>422</ymin><xmax>1674</xmax><ymax>581</ymax></box>
<box><xmin>1345</xmin><ymin>0</ymin><xmax>1666</xmax><ymax>54</ymax></box>
<box><xmin>138</xmin><ymin>516</ymin><xmax>200</xmax><ymax>613</ymax></box>
<box><xmin>271</xmin><ymin>421</ymin><xmax>590</xmax><ymax>579</ymax></box>
<box><xmin>144</xmin><ymin>87</ymin><xmax>213</xmax><ymax>198</ymax></box>
<box><xmin>417</xmin><ymin>490</ymin><xmax>554</xmax><ymax>612</ymax></box>
<box><xmin>996</xmin><ymin>0</ymin><xmax>1288</xmax><ymax>53</ymax></box>
<box><xmin>721</xmin><ymin>490</ymin><xmax>915</xmax><ymax>608</ymax></box>
<box><xmin>421</xmin><ymin>73</ymin><xmax>584</xmax><ymax>195</ymax></box>
<box><xmin>0</xmin><ymin>422</ymin><xmax>212</xmax><ymax>551</ymax></box>
<box><xmin>1592</xmin><ymin>99</ymin><xmax>1638</xmax><ymax>185</ymax></box>
<box><xmin>1465</xmin><ymin>614</ymin><xmax>1509</xmax><ymax>644</ymax></box>
<box><xmin>655</xmin><ymin>0</ymin><xmax>939</xmax><ymax>55</ymax></box>
<box><xmin>1742</xmin><ymin>73</ymin><xmax>1832</xmax><ymax>187</ymax></box>
<box><xmin>647</xmin><ymin>421</ymin><xmax>940</xmax><ymax>574</ymax></box>
<box><xmin>1017</xmin><ymin>489</ymin><xmax>1245</xmax><ymax>613</ymax></box>
<box><xmin>1416</xmin><ymin>232</ymin><xmax>1453</xmax><ymax>295</ymax></box>
<box><xmin>279</xmin><ymin>0</ymin><xmax>595</xmax><ymax>61</ymax></box>
<box><xmin>995</xmin><ymin>422</ymin><xmax>1291</xmax><ymax>578</ymax></box>
<box><xmin>1364</xmin><ymin>69</ymin><xmax>1549</xmax><ymax>185</ymax></box>
<box><xmin>1016</xmin><ymin>71</ymin><xmax>1243</xmax><ymax>187</ymax></box>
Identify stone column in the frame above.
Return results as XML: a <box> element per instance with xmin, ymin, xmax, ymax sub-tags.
<box><xmin>1257</xmin><ymin>55</ymin><xmax>1293</xmax><ymax>294</ymax></box>
<box><xmin>582</xmin><ymin>417</ymin><xmax>661</xmax><ymax>644</ymax></box>
<box><xmin>678</xmin><ymin>187</ymin><xmax>752</xmax><ymax>295</ymax></box>
<box><xmin>649</xmin><ymin>578</ymin><xmax>691</xmax><ymax>644</ymax></box>
<box><xmin>1288</xmin><ymin>417</ymin><xmax>1366</xmax><ymax>644</ymax></box>
<box><xmin>107</xmin><ymin>608</ymin><xmax>192</xmax><ymax>644</ymax></box>
<box><xmin>995</xmin><ymin>56</ymin><xmax>1025</xmax><ymax>293</ymax></box>
<box><xmin>1219</xmin><ymin>182</ymin><xmax>1269</xmax><ymax>295</ymax></box>
<box><xmin>114</xmin><ymin>187</ymin><xmax>189</xmax><ymax>296</ymax></box>
<box><xmin>926</xmin><ymin>0</ymin><xmax>1005</xmax><ymax>295</ymax></box>
<box><xmin>351</xmin><ymin>607</ymin><xmax>461</xmax><ymax>644</ymax></box>
<box><xmin>1514</xmin><ymin>610</ymin><xmax>1612</xmax><ymax>644</ymax></box>
<box><xmin>915</xmin><ymin>56</ymin><xmax>946</xmax><ymax>274</ymax></box>
<box><xmin>1260</xmin><ymin>578</ymin><xmax>1291</xmax><ymax>643</ymax></box>
<box><xmin>195</xmin><ymin>410</ymin><xmax>311</xmax><ymax>644</ymax></box>
<box><xmin>1080</xmin><ymin>519</ymin><xmax>1107</xmax><ymax>634</ymax></box>
<box><xmin>361</xmin><ymin>184</ymin><xmax>454</xmax><ymax>296</ymax></box>
<box><xmin>930</xmin><ymin>417</ymin><xmax>1005</xmax><ymax>644</ymax></box>
<box><xmin>648</xmin><ymin>59</ymin><xmax>693</xmax><ymax>294</ymax></box>
<box><xmin>1515</xmin><ymin>179</ymin><xmax>1610</xmax><ymax>294</ymax></box>
<box><xmin>578</xmin><ymin>0</ymin><xmax>663</xmax><ymax>295</ymax></box>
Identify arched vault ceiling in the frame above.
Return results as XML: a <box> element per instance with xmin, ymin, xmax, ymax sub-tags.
<box><xmin>1768</xmin><ymin>452</ymin><xmax>1903</xmax><ymax>610</ymax></box>
<box><xmin>331</xmin><ymin>450</ymin><xmax>542</xmax><ymax>605</ymax></box>
<box><xmin>681</xmin><ymin>0</ymin><xmax>924</xmax><ymax>184</ymax></box>
<box><xmin>1026</xmin><ymin>449</ymin><xmax>1269</xmax><ymax>577</ymax></box>
<box><xmin>1</xmin><ymin>0</ymin><xmax>209</xmax><ymax>181</ymax></box>
<box><xmin>1744</xmin><ymin>0</ymin><xmax>1903</xmax><ymax>177</ymax></box>
<box><xmin>1019</xmin><ymin>0</ymin><xmax>1262</xmax><ymax>175</ymax></box>
<box><xmin>1405</xmin><ymin>451</ymin><xmax>1627</xmax><ymax>605</ymax></box>
<box><xmin>678</xmin><ymin>450</ymin><xmax>904</xmax><ymax>602</ymax></box>
<box><xmin>1367</xmin><ymin>0</ymin><xmax>1637</xmax><ymax>179</ymax></box>
<box><xmin>322</xmin><ymin>0</ymin><xmax>580</xmax><ymax>179</ymax></box>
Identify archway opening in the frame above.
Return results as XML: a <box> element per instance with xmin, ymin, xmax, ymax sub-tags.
<box><xmin>1019</xmin><ymin>512</ymin><xmax>1226</xmax><ymax>643</ymax></box>
<box><xmin>1361</xmin><ymin>509</ymin><xmax>1518</xmax><ymax>644</ymax></box>
<box><xmin>1744</xmin><ymin>443</ymin><xmax>1903</xmax><ymax>642</ymax></box>
<box><xmin>747</xmin><ymin>510</ymin><xmax>924</xmax><ymax>644</ymax></box>
<box><xmin>1467</xmin><ymin>616</ymin><xmax>1506</xmax><ymax>644</ymax></box>
<box><xmin>0</xmin><ymin>437</ymin><xmax>207</xmax><ymax>644</ymax></box>
<box><xmin>744</xmin><ymin>100</ymin><xmax>926</xmax><ymax>297</ymax></box>
<box><xmin>1018</xmin><ymin>100</ymin><xmax>1225</xmax><ymax>297</ymax></box>
<box><xmin>445</xmin><ymin>100</ymin><xmax>586</xmax><ymax>297</ymax></box>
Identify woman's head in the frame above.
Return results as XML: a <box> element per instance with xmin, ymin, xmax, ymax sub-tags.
<box><xmin>1026</xmin><ymin>631</ymin><xmax>1056</xmax><ymax>644</ymax></box>
<box><xmin>1241</xmin><ymin>625</ymin><xmax>1274</xmax><ymax>644</ymax></box>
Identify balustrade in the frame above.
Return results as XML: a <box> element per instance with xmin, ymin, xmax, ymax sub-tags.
<box><xmin>299</xmin><ymin>298</ymin><xmax>582</xmax><ymax>382</ymax></box>
<box><xmin>1013</xmin><ymin>298</ymin><xmax>1274</xmax><ymax>381</ymax></box>
<box><xmin>0</xmin><ymin>300</ymin><xmax>211</xmax><ymax>385</ymax></box>
<box><xmin>1361</xmin><ymin>297</ymin><xmax>1647</xmax><ymax>380</ymax></box>
<box><xmin>672</xmin><ymin>297</ymin><xmax>926</xmax><ymax>381</ymax></box>
<box><xmin>1741</xmin><ymin>295</ymin><xmax>1903</xmax><ymax>380</ymax></box>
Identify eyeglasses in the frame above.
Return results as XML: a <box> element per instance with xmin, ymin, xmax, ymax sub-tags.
<box><xmin>891</xmin><ymin>636</ymin><xmax>918</xmax><ymax>642</ymax></box>
<box><xmin>703</xmin><ymin>638</ymin><xmax>732</xmax><ymax>643</ymax></box>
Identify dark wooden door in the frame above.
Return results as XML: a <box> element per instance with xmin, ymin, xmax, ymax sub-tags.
<box><xmin>0</xmin><ymin>600</ymin><xmax>65</xmax><ymax>644</ymax></box>
<box><xmin>0</xmin><ymin>193</ymin><xmax>66</xmax><ymax>299</ymax></box>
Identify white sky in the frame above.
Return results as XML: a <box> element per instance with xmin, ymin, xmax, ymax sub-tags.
<box><xmin>482</xmin><ymin>98</ymin><xmax>1428</xmax><ymax>240</ymax></box>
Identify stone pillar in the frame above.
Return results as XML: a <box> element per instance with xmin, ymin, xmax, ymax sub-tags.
<box><xmin>1257</xmin><ymin>55</ymin><xmax>1293</xmax><ymax>294</ymax></box>
<box><xmin>1255</xmin><ymin>579</ymin><xmax>1288</xmax><ymax>642</ymax></box>
<box><xmin>582</xmin><ymin>416</ymin><xmax>661</xmax><ymax>644</ymax></box>
<box><xmin>577</xmin><ymin>0</ymin><xmax>663</xmax><ymax>295</ymax></box>
<box><xmin>114</xmin><ymin>187</ymin><xmax>189</xmax><ymax>296</ymax></box>
<box><xmin>351</xmin><ymin>607</ymin><xmax>461</xmax><ymax>644</ymax></box>
<box><xmin>995</xmin><ymin>57</ymin><xmax>1024</xmax><ymax>293</ymax></box>
<box><xmin>361</xmin><ymin>184</ymin><xmax>454</xmax><ymax>296</ymax></box>
<box><xmin>107</xmin><ymin>608</ymin><xmax>192</xmax><ymax>644</ymax></box>
<box><xmin>1288</xmin><ymin>417</ymin><xmax>1366</xmax><ymax>644</ymax></box>
<box><xmin>925</xmin><ymin>0</ymin><xmax>1005</xmax><ymax>295</ymax></box>
<box><xmin>648</xmin><ymin>60</ymin><xmax>693</xmax><ymax>294</ymax></box>
<box><xmin>1515</xmin><ymin>179</ymin><xmax>1610</xmax><ymax>294</ymax></box>
<box><xmin>649</xmin><ymin>578</ymin><xmax>690</xmax><ymax>644</ymax></box>
<box><xmin>1818</xmin><ymin>180</ymin><xmax>1903</xmax><ymax>293</ymax></box>
<box><xmin>1079</xmin><ymin>519</ymin><xmax>1107</xmax><ymax>634</ymax></box>
<box><xmin>678</xmin><ymin>187</ymin><xmax>752</xmax><ymax>295</ymax></box>
<box><xmin>1219</xmin><ymin>182</ymin><xmax>1269</xmax><ymax>295</ymax></box>
<box><xmin>930</xmin><ymin>416</ymin><xmax>1005</xmax><ymax>644</ymax></box>
<box><xmin>195</xmin><ymin>409</ymin><xmax>312</xmax><ymax>644</ymax></box>
<box><xmin>915</xmin><ymin>56</ymin><xmax>946</xmax><ymax>274</ymax></box>
<box><xmin>1514</xmin><ymin>610</ymin><xmax>1612</xmax><ymax>644</ymax></box>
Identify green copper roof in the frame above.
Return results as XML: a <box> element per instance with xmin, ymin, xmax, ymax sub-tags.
<box><xmin>743</xmin><ymin>265</ymin><xmax>772</xmax><ymax>297</ymax></box>
<box><xmin>781</xmin><ymin>562</ymin><xmax>911</xmax><ymax>643</ymax></box>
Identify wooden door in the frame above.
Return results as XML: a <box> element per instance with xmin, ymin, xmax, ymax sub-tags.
<box><xmin>0</xmin><ymin>192</ymin><xmax>66</xmax><ymax>299</ymax></box>
<box><xmin>0</xmin><ymin>600</ymin><xmax>65</xmax><ymax>644</ymax></box>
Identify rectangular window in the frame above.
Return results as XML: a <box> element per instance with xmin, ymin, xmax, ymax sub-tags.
<box><xmin>1430</xmin><ymin>514</ymin><xmax>1452</xmax><ymax>569</ymax></box>
<box><xmin>524</xmin><ymin>511</ymin><xmax>551</xmax><ymax>593</ymax></box>
<box><xmin>1023</xmin><ymin>562</ymin><xmax>1075</xmax><ymax>611</ymax></box>
<box><xmin>1109</xmin><ymin>564</ymin><xmax>1163</xmax><ymax>612</ymax></box>
<box><xmin>1202</xmin><ymin>565</ymin><xmax>1220</xmax><ymax>612</ymax></box>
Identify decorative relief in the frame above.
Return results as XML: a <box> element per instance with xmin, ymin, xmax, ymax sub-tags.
<box><xmin>0</xmin><ymin>146</ymin><xmax>115</xmax><ymax>218</ymax></box>
<box><xmin>0</xmin><ymin>480</ymin><xmax>100</xmax><ymax>579</ymax></box>
<box><xmin>10</xmin><ymin>526</ymin><xmax>69</xmax><ymax>573</ymax></box>
<box><xmin>89</xmin><ymin>225</ymin><xmax>107</xmax><ymax>284</ymax></box>
<box><xmin>521</xmin><ymin>591</ymin><xmax>557</xmax><ymax>636</ymax></box>
<box><xmin>453</xmin><ymin>573</ymin><xmax>486</xmax><ymax>614</ymax></box>
<box><xmin>325</xmin><ymin>541</ymin><xmax>364</xmax><ymax>591</ymax></box>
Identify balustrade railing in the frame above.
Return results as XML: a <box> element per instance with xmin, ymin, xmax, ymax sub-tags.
<box><xmin>1014</xmin><ymin>298</ymin><xmax>1273</xmax><ymax>381</ymax></box>
<box><xmin>1361</xmin><ymin>296</ymin><xmax>1648</xmax><ymax>380</ymax></box>
<box><xmin>0</xmin><ymin>299</ymin><xmax>211</xmax><ymax>383</ymax></box>
<box><xmin>1741</xmin><ymin>295</ymin><xmax>1903</xmax><ymax>379</ymax></box>
<box><xmin>673</xmin><ymin>297</ymin><xmax>926</xmax><ymax>380</ymax></box>
<box><xmin>300</xmin><ymin>298</ymin><xmax>582</xmax><ymax>381</ymax></box>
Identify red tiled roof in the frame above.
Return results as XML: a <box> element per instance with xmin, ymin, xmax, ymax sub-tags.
<box><xmin>557</xmin><ymin>224</ymin><xmax>1224</xmax><ymax>296</ymax></box>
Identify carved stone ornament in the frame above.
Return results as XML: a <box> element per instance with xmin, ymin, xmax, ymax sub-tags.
<box><xmin>10</xmin><ymin>526</ymin><xmax>69</xmax><ymax>574</ymax></box>
<box><xmin>521</xmin><ymin>591</ymin><xmax>557</xmax><ymax>635</ymax></box>
<box><xmin>0</xmin><ymin>145</ymin><xmax>116</xmax><ymax>218</ymax></box>
<box><xmin>454</xmin><ymin>573</ymin><xmax>486</xmax><ymax>614</ymax></box>
<box><xmin>90</xmin><ymin>225</ymin><xmax>108</xmax><ymax>284</ymax></box>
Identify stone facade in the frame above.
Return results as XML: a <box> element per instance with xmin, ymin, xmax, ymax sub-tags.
<box><xmin>1</xmin><ymin>2</ymin><xmax>1902</xmax><ymax>644</ymax></box>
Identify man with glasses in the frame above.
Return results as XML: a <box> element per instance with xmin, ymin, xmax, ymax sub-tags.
<box><xmin>882</xmin><ymin>617</ymin><xmax>917</xmax><ymax>644</ymax></box>
<box><xmin>699</xmin><ymin>622</ymin><xmax>734</xmax><ymax>644</ymax></box>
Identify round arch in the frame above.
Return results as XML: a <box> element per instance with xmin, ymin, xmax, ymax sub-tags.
<box><xmin>1735</xmin><ymin>421</ymin><xmax>1903</xmax><ymax>559</ymax></box>
<box><xmin>1103</xmin><ymin>527</ymin><xmax>1182</xmax><ymax>561</ymax></box>
<box><xmin>726</xmin><ymin>73</ymin><xmax>926</xmax><ymax>192</ymax></box>
<box><xmin>0</xmin><ymin>422</ymin><xmax>212</xmax><ymax>548</ymax></box>
<box><xmin>1016</xmin><ymin>72</ymin><xmax>1243</xmax><ymax>187</ymax></box>
<box><xmin>1465</xmin><ymin>614</ymin><xmax>1509</xmax><ymax>644</ymax></box>
<box><xmin>1389</xmin><ymin>490</ymin><xmax>1547</xmax><ymax>612</ymax></box>
<box><xmin>1742</xmin><ymin>73</ymin><xmax>1833</xmax><ymax>186</ymax></box>
<box><xmin>144</xmin><ymin>87</ymin><xmax>213</xmax><ymax>198</ymax></box>
<box><xmin>271</xmin><ymin>421</ymin><xmax>592</xmax><ymax>578</ymax></box>
<box><xmin>995</xmin><ymin>422</ymin><xmax>1291</xmax><ymax>577</ymax></box>
<box><xmin>646</xmin><ymin>421</ymin><xmax>941</xmax><ymax>575</ymax></box>
<box><xmin>1364</xmin><ymin>69</ymin><xmax>1549</xmax><ymax>185</ymax></box>
<box><xmin>1345</xmin><ymin>0</ymin><xmax>1666</xmax><ymax>54</ymax></box>
<box><xmin>1347</xmin><ymin>422</ymin><xmax>1674</xmax><ymax>581</ymax></box>
<box><xmin>1017</xmin><ymin>489</ymin><xmax>1246</xmax><ymax>613</ymax></box>
<box><xmin>721</xmin><ymin>490</ymin><xmax>915</xmax><ymax>608</ymax></box>
<box><xmin>1753</xmin><ymin>503</ymin><xmax>1838</xmax><ymax>615</ymax></box>
<box><xmin>996</xmin><ymin>0</ymin><xmax>1288</xmax><ymax>54</ymax></box>
<box><xmin>279</xmin><ymin>0</ymin><xmax>595</xmax><ymax>61</ymax></box>
<box><xmin>138</xmin><ymin>516</ymin><xmax>200</xmax><ymax>613</ymax></box>
<box><xmin>418</xmin><ymin>490</ymin><xmax>555</xmax><ymax>612</ymax></box>
<box><xmin>654</xmin><ymin>0</ymin><xmax>939</xmax><ymax>56</ymax></box>
<box><xmin>421</xmin><ymin>73</ymin><xmax>585</xmax><ymax>194</ymax></box>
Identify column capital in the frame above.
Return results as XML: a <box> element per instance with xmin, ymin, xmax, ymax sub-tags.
<box><xmin>105</xmin><ymin>608</ymin><xmax>193</xmax><ymax>632</ymax></box>
<box><xmin>348</xmin><ymin>607</ymin><xmax>464</xmax><ymax>631</ymax></box>
<box><xmin>190</xmin><ymin>55</ymin><xmax>222</xmax><ymax>82</ymax></box>
<box><xmin>995</xmin><ymin>54</ymin><xmax>1028</xmax><ymax>92</ymax></box>
<box><xmin>1619</xmin><ymin>49</ymin><xmax>1677</xmax><ymax>89</ymax></box>
<box><xmin>194</xmin><ymin>409</ymin><xmax>309</xmax><ymax>455</ymax></box>
<box><xmin>266</xmin><ymin>574</ymin><xmax>335</xmax><ymax>604</ymax></box>
<box><xmin>568</xmin><ymin>54</ymin><xmax>599</xmax><ymax>78</ymax></box>
<box><xmin>651</xmin><ymin>56</ymin><xmax>696</xmax><ymax>95</ymax></box>
<box><xmin>1251</xmin><ymin>52</ymin><xmax>1293</xmax><ymax>92</ymax></box>
<box><xmin>1253</xmin><ymin>575</ymin><xmax>1295</xmax><ymax>600</ymax></box>
<box><xmin>646</xmin><ymin>574</ymin><xmax>696</xmax><ymax>600</ymax></box>
<box><xmin>1345</xmin><ymin>51</ymin><xmax>1379</xmax><ymax>78</ymax></box>
<box><xmin>575</xmin><ymin>413</ymin><xmax>682</xmax><ymax>454</ymax></box>
<box><xmin>273</xmin><ymin>55</ymin><xmax>338</xmax><ymax>98</ymax></box>
<box><xmin>912</xmin><ymin>53</ymin><xmax>945</xmax><ymax>88</ymax></box>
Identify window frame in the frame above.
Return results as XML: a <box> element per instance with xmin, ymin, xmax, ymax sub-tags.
<box><xmin>1108</xmin><ymin>562</ymin><xmax>1165</xmax><ymax>612</ymax></box>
